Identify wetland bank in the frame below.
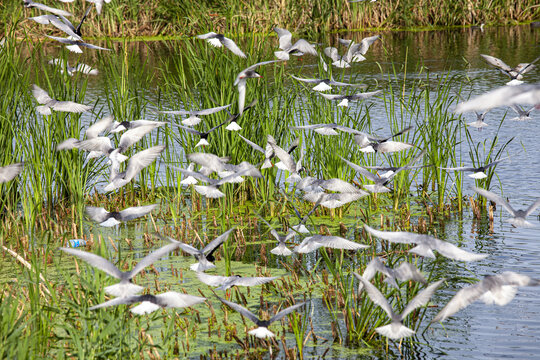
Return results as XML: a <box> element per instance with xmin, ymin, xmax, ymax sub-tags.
<box><xmin>1</xmin><ymin>2</ymin><xmax>540</xmax><ymax>359</ymax></box>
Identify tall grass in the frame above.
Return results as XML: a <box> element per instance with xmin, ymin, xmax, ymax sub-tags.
<box><xmin>5</xmin><ymin>0</ymin><xmax>539</xmax><ymax>38</ymax></box>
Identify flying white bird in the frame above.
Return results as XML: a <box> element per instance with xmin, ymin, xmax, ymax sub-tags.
<box><xmin>196</xmin><ymin>32</ymin><xmax>247</xmax><ymax>58</ymax></box>
<box><xmin>432</xmin><ymin>272</ymin><xmax>540</xmax><ymax>323</ymax></box>
<box><xmin>32</xmin><ymin>84</ymin><xmax>92</xmax><ymax>115</ymax></box>
<box><xmin>90</xmin><ymin>292</ymin><xmax>206</xmax><ymax>315</ymax></box>
<box><xmin>218</xmin><ymin>297</ymin><xmax>306</xmax><ymax>338</ymax></box>
<box><xmin>60</xmin><ymin>242</ymin><xmax>179</xmax><ymax>297</ymax></box>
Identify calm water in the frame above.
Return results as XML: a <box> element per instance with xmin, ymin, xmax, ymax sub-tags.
<box><xmin>5</xmin><ymin>25</ymin><xmax>540</xmax><ymax>358</ymax></box>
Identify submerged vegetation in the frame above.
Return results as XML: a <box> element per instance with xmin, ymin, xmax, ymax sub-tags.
<box><xmin>0</xmin><ymin>17</ymin><xmax>526</xmax><ymax>360</ymax></box>
<box><xmin>2</xmin><ymin>0</ymin><xmax>540</xmax><ymax>38</ymax></box>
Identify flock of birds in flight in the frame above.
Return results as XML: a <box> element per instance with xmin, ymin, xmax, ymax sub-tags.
<box><xmin>1</xmin><ymin>0</ymin><xmax>540</xmax><ymax>347</ymax></box>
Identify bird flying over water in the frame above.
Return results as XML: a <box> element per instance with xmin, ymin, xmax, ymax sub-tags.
<box><xmin>480</xmin><ymin>54</ymin><xmax>540</xmax><ymax>86</ymax></box>
<box><xmin>291</xmin><ymin>75</ymin><xmax>365</xmax><ymax>92</ymax></box>
<box><xmin>70</xmin><ymin>123</ymin><xmax>162</xmax><ymax>163</ymax></box>
<box><xmin>90</xmin><ymin>291</ymin><xmax>206</xmax><ymax>314</ymax></box>
<box><xmin>160</xmin><ymin>228</ymin><xmax>235</xmax><ymax>272</ymax></box>
<box><xmin>355</xmin><ymin>257</ymin><xmax>426</xmax><ymax>293</ymax></box>
<box><xmin>294</xmin><ymin>235</ymin><xmax>369</xmax><ymax>253</ymax></box>
<box><xmin>0</xmin><ymin>163</ymin><xmax>24</xmax><ymax>183</ymax></box>
<box><xmin>267</xmin><ymin>136</ymin><xmax>303</xmax><ymax>183</ymax></box>
<box><xmin>196</xmin><ymin>272</ymin><xmax>280</xmax><ymax>290</ymax></box>
<box><xmin>364</xmin><ymin>224</ymin><xmax>488</xmax><ymax>261</ymax></box>
<box><xmin>24</xmin><ymin>0</ymin><xmax>72</xmax><ymax>17</ymax></box>
<box><xmin>509</xmin><ymin>104</ymin><xmax>535</xmax><ymax>121</ymax></box>
<box><xmin>160</xmin><ymin>104</ymin><xmax>231</xmax><ymax>126</ymax></box>
<box><xmin>32</xmin><ymin>84</ymin><xmax>92</xmax><ymax>115</ymax></box>
<box><xmin>218</xmin><ymin>297</ymin><xmax>307</xmax><ymax>338</ymax></box>
<box><xmin>471</xmin><ymin>186</ymin><xmax>540</xmax><ymax>227</ymax></box>
<box><xmin>273</xmin><ymin>27</ymin><xmax>317</xmax><ymax>60</ymax></box>
<box><xmin>359</xmin><ymin>276</ymin><xmax>445</xmax><ymax>339</ymax></box>
<box><xmin>85</xmin><ymin>204</ymin><xmax>158</xmax><ymax>227</ymax></box>
<box><xmin>234</xmin><ymin>60</ymin><xmax>282</xmax><ymax>114</ymax></box>
<box><xmin>86</xmin><ymin>0</ymin><xmax>112</xmax><ymax>15</ymax></box>
<box><xmin>432</xmin><ymin>272</ymin><xmax>540</xmax><ymax>323</ymax></box>
<box><xmin>60</xmin><ymin>242</ymin><xmax>179</xmax><ymax>297</ymax></box>
<box><xmin>48</xmin><ymin>59</ymin><xmax>98</xmax><ymax>76</ymax></box>
<box><xmin>455</xmin><ymin>83</ymin><xmax>540</xmax><ymax>113</ymax></box>
<box><xmin>197</xmin><ymin>32</ymin><xmax>247</xmax><ymax>58</ymax></box>
<box><xmin>45</xmin><ymin>35</ymin><xmax>111</xmax><ymax>53</ymax></box>
<box><xmin>440</xmin><ymin>156</ymin><xmax>509</xmax><ymax>179</ymax></box>
<box><xmin>324</xmin><ymin>35</ymin><xmax>380</xmax><ymax>68</ymax></box>
<box><xmin>319</xmin><ymin>90</ymin><xmax>381</xmax><ymax>107</ymax></box>
<box><xmin>104</xmin><ymin>145</ymin><xmax>165</xmax><ymax>191</ymax></box>
<box><xmin>341</xmin><ymin>150</ymin><xmax>426</xmax><ymax>193</ymax></box>
<box><xmin>30</xmin><ymin>6</ymin><xmax>91</xmax><ymax>39</ymax></box>
<box><xmin>109</xmin><ymin>119</ymin><xmax>166</xmax><ymax>134</ymax></box>
<box><xmin>169</xmin><ymin>163</ymin><xmax>262</xmax><ymax>198</ymax></box>
<box><xmin>354</xmin><ymin>126</ymin><xmax>413</xmax><ymax>153</ymax></box>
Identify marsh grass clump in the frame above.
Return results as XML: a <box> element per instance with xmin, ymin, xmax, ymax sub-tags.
<box><xmin>5</xmin><ymin>0</ymin><xmax>539</xmax><ymax>37</ymax></box>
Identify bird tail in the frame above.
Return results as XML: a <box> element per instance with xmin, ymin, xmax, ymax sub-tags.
<box><xmin>104</xmin><ymin>283</ymin><xmax>144</xmax><ymax>298</ymax></box>
<box><xmin>36</xmin><ymin>105</ymin><xmax>52</xmax><ymax>115</ymax></box>
<box><xmin>285</xmin><ymin>173</ymin><xmax>301</xmax><ymax>184</ymax></box>
<box><xmin>248</xmin><ymin>327</ymin><xmax>275</xmax><ymax>338</ymax></box>
<box><xmin>375</xmin><ymin>324</ymin><xmax>415</xmax><ymax>340</ymax></box>
<box><xmin>274</xmin><ymin>51</ymin><xmax>289</xmax><ymax>60</ymax></box>
<box><xmin>130</xmin><ymin>301</ymin><xmax>161</xmax><ymax>315</ymax></box>
<box><xmin>270</xmin><ymin>244</ymin><xmax>293</xmax><ymax>256</ymax></box>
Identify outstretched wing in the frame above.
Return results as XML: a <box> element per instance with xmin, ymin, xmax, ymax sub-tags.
<box><xmin>269</xmin><ymin>301</ymin><xmax>307</xmax><ymax>324</ymax></box>
<box><xmin>401</xmin><ymin>279</ymin><xmax>445</xmax><ymax>320</ymax></box>
<box><xmin>129</xmin><ymin>242</ymin><xmax>179</xmax><ymax>278</ymax></box>
<box><xmin>222</xmin><ymin>36</ymin><xmax>247</xmax><ymax>58</ymax></box>
<box><xmin>202</xmin><ymin>228</ymin><xmax>235</xmax><ymax>255</ymax></box>
<box><xmin>470</xmin><ymin>186</ymin><xmax>516</xmax><ymax>215</ymax></box>
<box><xmin>118</xmin><ymin>204</ymin><xmax>158</xmax><ymax>221</ymax></box>
<box><xmin>218</xmin><ymin>297</ymin><xmax>260</xmax><ymax>324</ymax></box>
<box><xmin>60</xmin><ymin>247</ymin><xmax>122</xmax><ymax>279</ymax></box>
